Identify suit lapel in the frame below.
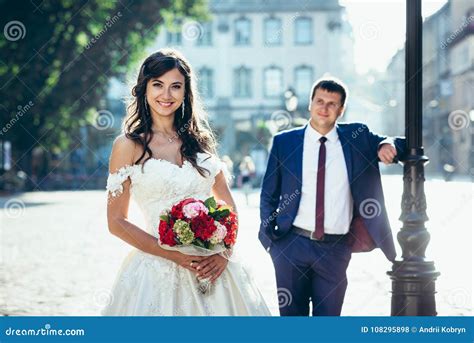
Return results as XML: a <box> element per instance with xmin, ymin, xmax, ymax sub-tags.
<box><xmin>336</xmin><ymin>124</ymin><xmax>353</xmax><ymax>183</ymax></box>
<box><xmin>294</xmin><ymin>126</ymin><xmax>306</xmax><ymax>188</ymax></box>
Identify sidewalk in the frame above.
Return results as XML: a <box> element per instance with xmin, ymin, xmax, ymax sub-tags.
<box><xmin>0</xmin><ymin>176</ymin><xmax>471</xmax><ymax>316</ymax></box>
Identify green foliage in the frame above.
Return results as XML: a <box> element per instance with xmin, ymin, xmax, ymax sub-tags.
<box><xmin>0</xmin><ymin>0</ymin><xmax>207</xmax><ymax>171</ymax></box>
<box><xmin>204</xmin><ymin>196</ymin><xmax>217</xmax><ymax>210</ymax></box>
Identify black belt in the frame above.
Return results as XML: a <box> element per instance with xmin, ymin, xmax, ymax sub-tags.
<box><xmin>292</xmin><ymin>226</ymin><xmax>348</xmax><ymax>242</ymax></box>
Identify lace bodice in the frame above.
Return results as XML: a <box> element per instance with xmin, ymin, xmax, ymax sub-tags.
<box><xmin>106</xmin><ymin>153</ymin><xmax>228</xmax><ymax>238</ymax></box>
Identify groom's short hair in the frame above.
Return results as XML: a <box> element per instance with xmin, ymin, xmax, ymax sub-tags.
<box><xmin>310</xmin><ymin>77</ymin><xmax>348</xmax><ymax>107</ymax></box>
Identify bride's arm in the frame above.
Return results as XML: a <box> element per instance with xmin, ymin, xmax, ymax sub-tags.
<box><xmin>106</xmin><ymin>135</ymin><xmax>202</xmax><ymax>271</ymax></box>
<box><xmin>211</xmin><ymin>170</ymin><xmax>238</xmax><ymax>259</ymax></box>
<box><xmin>211</xmin><ymin>171</ymin><xmax>238</xmax><ymax>215</ymax></box>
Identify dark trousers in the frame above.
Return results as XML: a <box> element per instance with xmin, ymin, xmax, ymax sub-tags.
<box><xmin>269</xmin><ymin>230</ymin><xmax>352</xmax><ymax>316</ymax></box>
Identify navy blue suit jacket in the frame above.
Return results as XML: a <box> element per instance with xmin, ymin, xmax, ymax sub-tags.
<box><xmin>258</xmin><ymin>123</ymin><xmax>406</xmax><ymax>261</ymax></box>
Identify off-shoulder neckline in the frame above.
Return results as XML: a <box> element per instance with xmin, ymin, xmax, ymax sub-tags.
<box><xmin>109</xmin><ymin>153</ymin><xmax>214</xmax><ymax>174</ymax></box>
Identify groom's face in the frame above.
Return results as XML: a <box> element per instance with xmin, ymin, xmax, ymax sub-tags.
<box><xmin>309</xmin><ymin>88</ymin><xmax>344</xmax><ymax>131</ymax></box>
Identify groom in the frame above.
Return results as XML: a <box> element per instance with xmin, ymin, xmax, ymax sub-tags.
<box><xmin>259</xmin><ymin>77</ymin><xmax>406</xmax><ymax>316</ymax></box>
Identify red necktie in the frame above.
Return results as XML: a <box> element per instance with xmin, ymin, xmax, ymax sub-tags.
<box><xmin>312</xmin><ymin>136</ymin><xmax>327</xmax><ymax>240</ymax></box>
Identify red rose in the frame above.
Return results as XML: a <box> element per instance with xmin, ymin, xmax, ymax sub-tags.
<box><xmin>158</xmin><ymin>220</ymin><xmax>177</xmax><ymax>246</ymax></box>
<box><xmin>158</xmin><ymin>220</ymin><xmax>168</xmax><ymax>237</ymax></box>
<box><xmin>170</xmin><ymin>206</ymin><xmax>184</xmax><ymax>220</ymax></box>
<box><xmin>163</xmin><ymin>229</ymin><xmax>177</xmax><ymax>246</ymax></box>
<box><xmin>191</xmin><ymin>212</ymin><xmax>216</xmax><ymax>241</ymax></box>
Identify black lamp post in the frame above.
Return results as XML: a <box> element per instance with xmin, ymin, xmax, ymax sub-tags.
<box><xmin>387</xmin><ymin>0</ymin><xmax>440</xmax><ymax>316</ymax></box>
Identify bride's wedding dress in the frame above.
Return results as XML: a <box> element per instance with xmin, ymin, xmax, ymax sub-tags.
<box><xmin>102</xmin><ymin>152</ymin><xmax>270</xmax><ymax>316</ymax></box>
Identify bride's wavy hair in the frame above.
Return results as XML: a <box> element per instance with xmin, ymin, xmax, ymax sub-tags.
<box><xmin>123</xmin><ymin>48</ymin><xmax>217</xmax><ymax>177</ymax></box>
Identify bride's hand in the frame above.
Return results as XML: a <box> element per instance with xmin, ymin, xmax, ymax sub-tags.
<box><xmin>195</xmin><ymin>254</ymin><xmax>228</xmax><ymax>283</ymax></box>
<box><xmin>168</xmin><ymin>251</ymin><xmax>204</xmax><ymax>273</ymax></box>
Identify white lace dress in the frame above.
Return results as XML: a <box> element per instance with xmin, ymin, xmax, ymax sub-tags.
<box><xmin>102</xmin><ymin>152</ymin><xmax>270</xmax><ymax>316</ymax></box>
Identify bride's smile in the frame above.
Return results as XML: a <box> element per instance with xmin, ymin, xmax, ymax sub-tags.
<box><xmin>146</xmin><ymin>68</ymin><xmax>185</xmax><ymax>118</ymax></box>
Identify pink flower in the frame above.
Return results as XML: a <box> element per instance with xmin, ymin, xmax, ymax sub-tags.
<box><xmin>182</xmin><ymin>201</ymin><xmax>209</xmax><ymax>219</ymax></box>
<box><xmin>210</xmin><ymin>221</ymin><xmax>227</xmax><ymax>244</ymax></box>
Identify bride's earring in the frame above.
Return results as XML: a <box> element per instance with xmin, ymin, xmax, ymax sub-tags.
<box><xmin>181</xmin><ymin>98</ymin><xmax>185</xmax><ymax>119</ymax></box>
<box><xmin>143</xmin><ymin>97</ymin><xmax>149</xmax><ymax>116</ymax></box>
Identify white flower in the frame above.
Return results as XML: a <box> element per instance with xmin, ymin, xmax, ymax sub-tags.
<box><xmin>210</xmin><ymin>221</ymin><xmax>227</xmax><ymax>245</ymax></box>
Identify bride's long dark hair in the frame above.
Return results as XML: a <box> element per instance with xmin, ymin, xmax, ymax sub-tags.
<box><xmin>123</xmin><ymin>48</ymin><xmax>217</xmax><ymax>177</ymax></box>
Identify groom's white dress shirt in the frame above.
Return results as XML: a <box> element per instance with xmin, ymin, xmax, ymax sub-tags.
<box><xmin>292</xmin><ymin>123</ymin><xmax>353</xmax><ymax>235</ymax></box>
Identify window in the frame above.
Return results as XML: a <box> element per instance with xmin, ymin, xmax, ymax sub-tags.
<box><xmin>234</xmin><ymin>66</ymin><xmax>252</xmax><ymax>98</ymax></box>
<box><xmin>235</xmin><ymin>17</ymin><xmax>251</xmax><ymax>45</ymax></box>
<box><xmin>294</xmin><ymin>66</ymin><xmax>314</xmax><ymax>100</ymax></box>
<box><xmin>264</xmin><ymin>66</ymin><xmax>283</xmax><ymax>97</ymax></box>
<box><xmin>294</xmin><ymin>17</ymin><xmax>313</xmax><ymax>45</ymax></box>
<box><xmin>166</xmin><ymin>31</ymin><xmax>182</xmax><ymax>45</ymax></box>
<box><xmin>264</xmin><ymin>17</ymin><xmax>282</xmax><ymax>45</ymax></box>
<box><xmin>166</xmin><ymin>19</ymin><xmax>184</xmax><ymax>45</ymax></box>
<box><xmin>198</xmin><ymin>67</ymin><xmax>213</xmax><ymax>98</ymax></box>
<box><xmin>197</xmin><ymin>22</ymin><xmax>213</xmax><ymax>46</ymax></box>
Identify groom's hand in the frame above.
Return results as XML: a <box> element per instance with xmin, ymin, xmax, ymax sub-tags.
<box><xmin>195</xmin><ymin>254</ymin><xmax>228</xmax><ymax>283</ymax></box>
<box><xmin>378</xmin><ymin>143</ymin><xmax>398</xmax><ymax>164</ymax></box>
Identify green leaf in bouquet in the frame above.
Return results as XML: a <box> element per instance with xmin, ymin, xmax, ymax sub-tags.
<box><xmin>212</xmin><ymin>209</ymin><xmax>230</xmax><ymax>221</ymax></box>
<box><xmin>193</xmin><ymin>239</ymin><xmax>206</xmax><ymax>248</ymax></box>
<box><xmin>218</xmin><ymin>209</ymin><xmax>230</xmax><ymax>218</ymax></box>
<box><xmin>204</xmin><ymin>197</ymin><xmax>217</xmax><ymax>210</ymax></box>
<box><xmin>159</xmin><ymin>215</ymin><xmax>169</xmax><ymax>222</ymax></box>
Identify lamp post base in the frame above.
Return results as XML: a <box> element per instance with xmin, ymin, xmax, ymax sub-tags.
<box><xmin>388</xmin><ymin>261</ymin><xmax>440</xmax><ymax>316</ymax></box>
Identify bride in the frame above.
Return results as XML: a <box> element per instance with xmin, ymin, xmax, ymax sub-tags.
<box><xmin>103</xmin><ymin>48</ymin><xmax>270</xmax><ymax>316</ymax></box>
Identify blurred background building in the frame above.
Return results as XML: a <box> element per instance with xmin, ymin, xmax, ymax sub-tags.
<box><xmin>104</xmin><ymin>0</ymin><xmax>356</xmax><ymax>184</ymax></box>
<box><xmin>78</xmin><ymin>0</ymin><xmax>474</xmax><ymax>187</ymax></box>
<box><xmin>382</xmin><ymin>0</ymin><xmax>473</xmax><ymax>177</ymax></box>
<box><xmin>2</xmin><ymin>0</ymin><xmax>472</xmax><ymax>192</ymax></box>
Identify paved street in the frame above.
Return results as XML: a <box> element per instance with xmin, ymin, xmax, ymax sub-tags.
<box><xmin>0</xmin><ymin>176</ymin><xmax>472</xmax><ymax>316</ymax></box>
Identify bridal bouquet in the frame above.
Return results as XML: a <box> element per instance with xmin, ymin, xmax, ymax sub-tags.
<box><xmin>158</xmin><ymin>196</ymin><xmax>238</xmax><ymax>294</ymax></box>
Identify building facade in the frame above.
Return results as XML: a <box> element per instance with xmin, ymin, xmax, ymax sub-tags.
<box><xmin>149</xmin><ymin>0</ymin><xmax>355</xmax><ymax>163</ymax></box>
<box><xmin>447</xmin><ymin>1</ymin><xmax>473</xmax><ymax>176</ymax></box>
<box><xmin>384</xmin><ymin>0</ymin><xmax>473</xmax><ymax>177</ymax></box>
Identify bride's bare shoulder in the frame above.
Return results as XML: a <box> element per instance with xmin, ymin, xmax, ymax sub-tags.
<box><xmin>109</xmin><ymin>134</ymin><xmax>137</xmax><ymax>172</ymax></box>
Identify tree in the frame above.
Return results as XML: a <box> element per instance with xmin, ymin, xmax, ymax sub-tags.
<box><xmin>0</xmin><ymin>0</ymin><xmax>207</xmax><ymax>188</ymax></box>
